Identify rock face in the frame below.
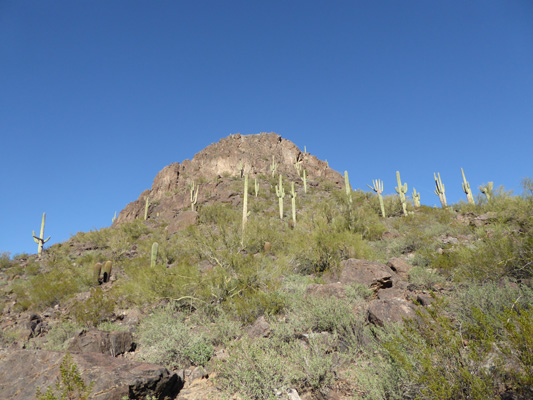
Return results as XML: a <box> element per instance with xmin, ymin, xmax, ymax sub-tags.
<box><xmin>114</xmin><ymin>133</ymin><xmax>343</xmax><ymax>229</ymax></box>
<box><xmin>0</xmin><ymin>349</ymin><xmax>183</xmax><ymax>400</ymax></box>
<box><xmin>331</xmin><ymin>259</ymin><xmax>398</xmax><ymax>291</ymax></box>
<box><xmin>67</xmin><ymin>329</ymin><xmax>135</xmax><ymax>357</ymax></box>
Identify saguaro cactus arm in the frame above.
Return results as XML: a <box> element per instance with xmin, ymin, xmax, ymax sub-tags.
<box><xmin>32</xmin><ymin>212</ymin><xmax>51</xmax><ymax>255</ymax></box>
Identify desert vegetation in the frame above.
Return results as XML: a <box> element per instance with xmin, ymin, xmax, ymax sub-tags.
<box><xmin>1</xmin><ymin>158</ymin><xmax>532</xmax><ymax>399</ymax></box>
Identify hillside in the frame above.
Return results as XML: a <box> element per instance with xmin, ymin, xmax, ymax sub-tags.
<box><xmin>1</xmin><ymin>133</ymin><xmax>532</xmax><ymax>400</ymax></box>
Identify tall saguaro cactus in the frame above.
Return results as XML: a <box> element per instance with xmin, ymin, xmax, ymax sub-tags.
<box><xmin>434</xmin><ymin>173</ymin><xmax>447</xmax><ymax>208</ymax></box>
<box><xmin>151</xmin><ymin>242</ymin><xmax>159</xmax><ymax>267</ymax></box>
<box><xmin>302</xmin><ymin>170</ymin><xmax>307</xmax><ymax>193</ymax></box>
<box><xmin>412</xmin><ymin>188</ymin><xmax>421</xmax><ymax>208</ymax></box>
<box><xmin>275</xmin><ymin>174</ymin><xmax>285</xmax><ymax>219</ymax></box>
<box><xmin>480</xmin><ymin>182</ymin><xmax>494</xmax><ymax>202</ymax></box>
<box><xmin>144</xmin><ymin>196</ymin><xmax>150</xmax><ymax>220</ymax></box>
<box><xmin>395</xmin><ymin>171</ymin><xmax>408</xmax><ymax>216</ymax></box>
<box><xmin>33</xmin><ymin>212</ymin><xmax>51</xmax><ymax>256</ymax></box>
<box><xmin>190</xmin><ymin>182</ymin><xmax>199</xmax><ymax>211</ymax></box>
<box><xmin>344</xmin><ymin>171</ymin><xmax>352</xmax><ymax>204</ymax></box>
<box><xmin>290</xmin><ymin>182</ymin><xmax>297</xmax><ymax>225</ymax></box>
<box><xmin>254</xmin><ymin>177</ymin><xmax>259</xmax><ymax>197</ymax></box>
<box><xmin>242</xmin><ymin>174</ymin><xmax>249</xmax><ymax>233</ymax></box>
<box><xmin>461</xmin><ymin>168</ymin><xmax>475</xmax><ymax>205</ymax></box>
<box><xmin>367</xmin><ymin>180</ymin><xmax>386</xmax><ymax>218</ymax></box>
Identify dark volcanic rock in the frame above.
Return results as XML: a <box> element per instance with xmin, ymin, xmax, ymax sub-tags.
<box><xmin>0</xmin><ymin>349</ymin><xmax>183</xmax><ymax>400</ymax></box>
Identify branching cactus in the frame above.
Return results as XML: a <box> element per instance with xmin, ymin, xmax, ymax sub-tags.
<box><xmin>151</xmin><ymin>242</ymin><xmax>159</xmax><ymax>267</ymax></box>
<box><xmin>32</xmin><ymin>212</ymin><xmax>51</xmax><ymax>256</ymax></box>
<box><xmin>93</xmin><ymin>262</ymin><xmax>102</xmax><ymax>284</ymax></box>
<box><xmin>190</xmin><ymin>182</ymin><xmax>199</xmax><ymax>211</ymax></box>
<box><xmin>344</xmin><ymin>171</ymin><xmax>352</xmax><ymax>204</ymax></box>
<box><xmin>461</xmin><ymin>168</ymin><xmax>475</xmax><ymax>205</ymax></box>
<box><xmin>275</xmin><ymin>174</ymin><xmax>285</xmax><ymax>219</ymax></box>
<box><xmin>412</xmin><ymin>188</ymin><xmax>421</xmax><ymax>208</ymax></box>
<box><xmin>395</xmin><ymin>171</ymin><xmax>408</xmax><ymax>216</ymax></box>
<box><xmin>144</xmin><ymin>196</ymin><xmax>150</xmax><ymax>220</ymax></box>
<box><xmin>434</xmin><ymin>173</ymin><xmax>447</xmax><ymax>208</ymax></box>
<box><xmin>290</xmin><ymin>181</ymin><xmax>297</xmax><ymax>224</ymax></box>
<box><xmin>270</xmin><ymin>156</ymin><xmax>278</xmax><ymax>177</ymax></box>
<box><xmin>480</xmin><ymin>182</ymin><xmax>494</xmax><ymax>202</ymax></box>
<box><xmin>102</xmin><ymin>261</ymin><xmax>112</xmax><ymax>283</ymax></box>
<box><xmin>367</xmin><ymin>180</ymin><xmax>386</xmax><ymax>218</ymax></box>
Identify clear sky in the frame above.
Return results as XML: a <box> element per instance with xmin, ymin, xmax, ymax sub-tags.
<box><xmin>1</xmin><ymin>1</ymin><xmax>532</xmax><ymax>256</ymax></box>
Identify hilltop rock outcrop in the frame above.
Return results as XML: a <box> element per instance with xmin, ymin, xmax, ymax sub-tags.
<box><xmin>114</xmin><ymin>133</ymin><xmax>343</xmax><ymax>228</ymax></box>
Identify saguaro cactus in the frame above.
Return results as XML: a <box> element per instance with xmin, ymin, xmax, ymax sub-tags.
<box><xmin>434</xmin><ymin>173</ymin><xmax>447</xmax><ymax>208</ymax></box>
<box><xmin>275</xmin><ymin>174</ymin><xmax>285</xmax><ymax>219</ymax></box>
<box><xmin>302</xmin><ymin>170</ymin><xmax>307</xmax><ymax>193</ymax></box>
<box><xmin>290</xmin><ymin>182</ymin><xmax>297</xmax><ymax>225</ymax></box>
<box><xmin>344</xmin><ymin>171</ymin><xmax>352</xmax><ymax>204</ymax></box>
<box><xmin>33</xmin><ymin>212</ymin><xmax>51</xmax><ymax>256</ymax></box>
<box><xmin>242</xmin><ymin>174</ymin><xmax>249</xmax><ymax>233</ymax></box>
<box><xmin>412</xmin><ymin>188</ymin><xmax>421</xmax><ymax>208</ymax></box>
<box><xmin>395</xmin><ymin>171</ymin><xmax>408</xmax><ymax>216</ymax></box>
<box><xmin>461</xmin><ymin>168</ymin><xmax>475</xmax><ymax>205</ymax></box>
<box><xmin>367</xmin><ymin>180</ymin><xmax>386</xmax><ymax>218</ymax></box>
<box><xmin>254</xmin><ymin>177</ymin><xmax>259</xmax><ymax>197</ymax></box>
<box><xmin>151</xmin><ymin>242</ymin><xmax>159</xmax><ymax>267</ymax></box>
<box><xmin>93</xmin><ymin>262</ymin><xmax>102</xmax><ymax>284</ymax></box>
<box><xmin>190</xmin><ymin>182</ymin><xmax>199</xmax><ymax>211</ymax></box>
<box><xmin>480</xmin><ymin>182</ymin><xmax>494</xmax><ymax>202</ymax></box>
<box><xmin>270</xmin><ymin>156</ymin><xmax>278</xmax><ymax>177</ymax></box>
<box><xmin>102</xmin><ymin>261</ymin><xmax>112</xmax><ymax>283</ymax></box>
<box><xmin>144</xmin><ymin>196</ymin><xmax>150</xmax><ymax>220</ymax></box>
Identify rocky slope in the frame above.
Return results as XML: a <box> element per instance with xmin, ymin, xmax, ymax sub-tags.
<box><xmin>113</xmin><ymin>132</ymin><xmax>342</xmax><ymax>230</ymax></box>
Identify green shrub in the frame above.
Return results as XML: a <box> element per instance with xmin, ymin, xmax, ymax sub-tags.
<box><xmin>136</xmin><ymin>304</ymin><xmax>213</xmax><ymax>368</ymax></box>
<box><xmin>36</xmin><ymin>353</ymin><xmax>94</xmax><ymax>400</ymax></box>
<box><xmin>70</xmin><ymin>287</ymin><xmax>116</xmax><ymax>327</ymax></box>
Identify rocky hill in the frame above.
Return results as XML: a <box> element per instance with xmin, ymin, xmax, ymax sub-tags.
<box><xmin>0</xmin><ymin>133</ymin><xmax>531</xmax><ymax>400</ymax></box>
<box><xmin>114</xmin><ymin>132</ymin><xmax>342</xmax><ymax>230</ymax></box>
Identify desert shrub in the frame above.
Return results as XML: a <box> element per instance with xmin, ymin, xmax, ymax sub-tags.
<box><xmin>70</xmin><ymin>287</ymin><xmax>116</xmax><ymax>327</ymax></box>
<box><xmin>11</xmin><ymin>264</ymin><xmax>89</xmax><ymax>311</ymax></box>
<box><xmin>358</xmin><ymin>283</ymin><xmax>533</xmax><ymax>399</ymax></box>
<box><xmin>408</xmin><ymin>266</ymin><xmax>447</xmax><ymax>289</ymax></box>
<box><xmin>36</xmin><ymin>353</ymin><xmax>94</xmax><ymax>400</ymax></box>
<box><xmin>44</xmin><ymin>320</ymin><xmax>82</xmax><ymax>351</ymax></box>
<box><xmin>136</xmin><ymin>304</ymin><xmax>213</xmax><ymax>368</ymax></box>
<box><xmin>0</xmin><ymin>252</ymin><xmax>14</xmax><ymax>269</ymax></box>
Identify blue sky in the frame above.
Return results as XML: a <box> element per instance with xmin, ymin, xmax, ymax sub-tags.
<box><xmin>1</xmin><ymin>1</ymin><xmax>532</xmax><ymax>256</ymax></box>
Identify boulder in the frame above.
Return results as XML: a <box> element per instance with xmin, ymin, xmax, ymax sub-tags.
<box><xmin>0</xmin><ymin>349</ymin><xmax>183</xmax><ymax>400</ymax></box>
<box><xmin>67</xmin><ymin>329</ymin><xmax>135</xmax><ymax>356</ymax></box>
<box><xmin>246</xmin><ymin>315</ymin><xmax>271</xmax><ymax>339</ymax></box>
<box><xmin>366</xmin><ymin>298</ymin><xmax>418</xmax><ymax>327</ymax></box>
<box><xmin>332</xmin><ymin>259</ymin><xmax>397</xmax><ymax>292</ymax></box>
<box><xmin>386</xmin><ymin>258</ymin><xmax>412</xmax><ymax>280</ymax></box>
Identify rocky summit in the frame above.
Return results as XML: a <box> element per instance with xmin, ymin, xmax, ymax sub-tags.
<box><xmin>1</xmin><ymin>133</ymin><xmax>531</xmax><ymax>400</ymax></box>
<box><xmin>114</xmin><ymin>132</ymin><xmax>342</xmax><ymax>230</ymax></box>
